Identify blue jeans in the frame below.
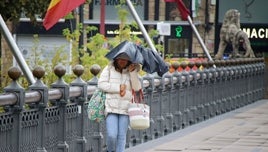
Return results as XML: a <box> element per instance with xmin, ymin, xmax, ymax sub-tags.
<box><xmin>106</xmin><ymin>113</ymin><xmax>129</xmax><ymax>152</ymax></box>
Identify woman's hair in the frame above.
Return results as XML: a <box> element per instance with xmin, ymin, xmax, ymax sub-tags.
<box><xmin>113</xmin><ymin>59</ymin><xmax>131</xmax><ymax>70</ymax></box>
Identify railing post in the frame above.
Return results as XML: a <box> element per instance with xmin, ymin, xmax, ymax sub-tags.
<box><xmin>87</xmin><ymin>64</ymin><xmax>104</xmax><ymax>152</ymax></box>
<box><xmin>234</xmin><ymin>60</ymin><xmax>242</xmax><ymax>109</ymax></box>
<box><xmin>221</xmin><ymin>60</ymin><xmax>228</xmax><ymax>113</ymax></box>
<box><xmin>225</xmin><ymin>60</ymin><xmax>232</xmax><ymax>112</ymax></box>
<box><xmin>214</xmin><ymin>60</ymin><xmax>223</xmax><ymax>115</ymax></box>
<box><xmin>240</xmin><ymin>59</ymin><xmax>249</xmax><ymax>105</ymax></box>
<box><xmin>259</xmin><ymin>58</ymin><xmax>266</xmax><ymax>99</ymax></box>
<box><xmin>140</xmin><ymin>74</ymin><xmax>154</xmax><ymax>142</ymax></box>
<box><xmin>143</xmin><ymin>73</ymin><xmax>164</xmax><ymax>139</ymax></box>
<box><xmin>250</xmin><ymin>59</ymin><xmax>257</xmax><ymax>101</ymax></box>
<box><xmin>247</xmin><ymin>59</ymin><xmax>255</xmax><ymax>103</ymax></box>
<box><xmin>28</xmin><ymin>66</ymin><xmax>48</xmax><ymax>152</ymax></box>
<box><xmin>70</xmin><ymin>65</ymin><xmax>87</xmax><ymax>152</ymax></box>
<box><xmin>255</xmin><ymin>58</ymin><xmax>265</xmax><ymax>100</ymax></box>
<box><xmin>161</xmin><ymin>70</ymin><xmax>173</xmax><ymax>134</ymax></box>
<box><xmin>248</xmin><ymin>59</ymin><xmax>254</xmax><ymax>102</ymax></box>
<box><xmin>195</xmin><ymin>61</ymin><xmax>205</xmax><ymax>122</ymax></box>
<box><xmin>234</xmin><ymin>60</ymin><xmax>242</xmax><ymax>108</ymax></box>
<box><xmin>208</xmin><ymin>60</ymin><xmax>217</xmax><ymax>118</ymax></box>
<box><xmin>171</xmin><ymin>62</ymin><xmax>182</xmax><ymax>130</ymax></box>
<box><xmin>230</xmin><ymin>60</ymin><xmax>237</xmax><ymax>110</ymax></box>
<box><xmin>152</xmin><ymin>74</ymin><xmax>164</xmax><ymax>138</ymax></box>
<box><xmin>188</xmin><ymin>61</ymin><xmax>197</xmax><ymax>125</ymax></box>
<box><xmin>242</xmin><ymin>59</ymin><xmax>249</xmax><ymax>104</ymax></box>
<box><xmin>253</xmin><ymin>59</ymin><xmax>259</xmax><ymax>101</ymax></box>
<box><xmin>50</xmin><ymin>65</ymin><xmax>69</xmax><ymax>152</ymax></box>
<box><xmin>247</xmin><ymin>59</ymin><xmax>253</xmax><ymax>103</ymax></box>
<box><xmin>202</xmin><ymin>61</ymin><xmax>210</xmax><ymax>119</ymax></box>
<box><xmin>3</xmin><ymin>67</ymin><xmax>25</xmax><ymax>152</ymax></box>
<box><xmin>180</xmin><ymin>62</ymin><xmax>190</xmax><ymax>128</ymax></box>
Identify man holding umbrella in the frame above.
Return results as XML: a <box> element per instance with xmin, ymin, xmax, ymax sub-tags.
<box><xmin>98</xmin><ymin>52</ymin><xmax>142</xmax><ymax>152</ymax></box>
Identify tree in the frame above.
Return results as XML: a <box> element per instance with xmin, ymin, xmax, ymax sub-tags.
<box><xmin>0</xmin><ymin>0</ymin><xmax>50</xmax><ymax>31</ymax></box>
<box><xmin>0</xmin><ymin>0</ymin><xmax>50</xmax><ymax>88</ymax></box>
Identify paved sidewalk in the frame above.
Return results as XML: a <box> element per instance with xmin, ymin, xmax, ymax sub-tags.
<box><xmin>126</xmin><ymin>99</ymin><xmax>268</xmax><ymax>152</ymax></box>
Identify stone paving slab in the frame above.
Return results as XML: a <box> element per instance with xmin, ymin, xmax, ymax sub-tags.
<box><xmin>126</xmin><ymin>99</ymin><xmax>268</xmax><ymax>152</ymax></box>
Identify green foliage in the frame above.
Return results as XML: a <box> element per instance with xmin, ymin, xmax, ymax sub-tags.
<box><xmin>0</xmin><ymin>0</ymin><xmax>91</xmax><ymax>24</ymax></box>
<box><xmin>82</xmin><ymin>33</ymin><xmax>110</xmax><ymax>80</ymax></box>
<box><xmin>0</xmin><ymin>0</ymin><xmax>50</xmax><ymax>23</ymax></box>
<box><xmin>17</xmin><ymin>34</ymin><xmax>71</xmax><ymax>87</ymax></box>
<box><xmin>63</xmin><ymin>26</ymin><xmax>81</xmax><ymax>66</ymax></box>
<box><xmin>60</xmin><ymin>4</ymin><xmax>153</xmax><ymax>81</ymax></box>
<box><xmin>0</xmin><ymin>1</ymin><xmax>167</xmax><ymax>112</ymax></box>
<box><xmin>1</xmin><ymin>1</ymin><xmax>162</xmax><ymax>87</ymax></box>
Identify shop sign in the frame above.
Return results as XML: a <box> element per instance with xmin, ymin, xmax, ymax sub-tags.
<box><xmin>242</xmin><ymin>27</ymin><xmax>268</xmax><ymax>39</ymax></box>
<box><xmin>93</xmin><ymin>0</ymin><xmax>144</xmax><ymax>20</ymax></box>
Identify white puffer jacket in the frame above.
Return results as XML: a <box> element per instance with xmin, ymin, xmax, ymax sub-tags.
<box><xmin>98</xmin><ymin>63</ymin><xmax>142</xmax><ymax>115</ymax></box>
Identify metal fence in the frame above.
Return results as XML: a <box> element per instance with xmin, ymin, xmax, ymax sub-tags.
<box><xmin>0</xmin><ymin>58</ymin><xmax>265</xmax><ymax>152</ymax></box>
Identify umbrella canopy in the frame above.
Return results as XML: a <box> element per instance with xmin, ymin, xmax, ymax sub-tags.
<box><xmin>105</xmin><ymin>41</ymin><xmax>144</xmax><ymax>64</ymax></box>
<box><xmin>105</xmin><ymin>41</ymin><xmax>169</xmax><ymax>76</ymax></box>
<box><xmin>137</xmin><ymin>45</ymin><xmax>169</xmax><ymax>76</ymax></box>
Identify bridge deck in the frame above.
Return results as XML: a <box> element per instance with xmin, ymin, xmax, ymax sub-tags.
<box><xmin>126</xmin><ymin>99</ymin><xmax>268</xmax><ymax>152</ymax></box>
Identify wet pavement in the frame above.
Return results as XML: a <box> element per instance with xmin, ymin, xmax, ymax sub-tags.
<box><xmin>126</xmin><ymin>99</ymin><xmax>268</xmax><ymax>152</ymax></box>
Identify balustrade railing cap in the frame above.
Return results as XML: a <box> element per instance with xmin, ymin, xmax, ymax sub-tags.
<box><xmin>214</xmin><ymin>60</ymin><xmax>221</xmax><ymax>67</ymax></box>
<box><xmin>171</xmin><ymin>62</ymin><xmax>180</xmax><ymax>70</ymax></box>
<box><xmin>8</xmin><ymin>67</ymin><xmax>21</xmax><ymax>80</ymax></box>
<box><xmin>73</xmin><ymin>64</ymin><xmax>84</xmax><ymax>77</ymax></box>
<box><xmin>54</xmin><ymin>64</ymin><xmax>66</xmax><ymax>78</ymax></box>
<box><xmin>242</xmin><ymin>58</ymin><xmax>247</xmax><ymax>64</ymax></box>
<box><xmin>233</xmin><ymin>59</ymin><xmax>239</xmax><ymax>65</ymax></box>
<box><xmin>90</xmin><ymin>64</ymin><xmax>101</xmax><ymax>76</ymax></box>
<box><xmin>228</xmin><ymin>59</ymin><xmax>234</xmax><ymax>66</ymax></box>
<box><xmin>188</xmin><ymin>61</ymin><xmax>195</xmax><ymax>69</ymax></box>
<box><xmin>253</xmin><ymin>58</ymin><xmax>258</xmax><ymax>63</ymax></box>
<box><xmin>259</xmin><ymin>57</ymin><xmax>265</xmax><ymax>63</ymax></box>
<box><xmin>219</xmin><ymin>60</ymin><xmax>226</xmax><ymax>67</ymax></box>
<box><xmin>247</xmin><ymin>58</ymin><xmax>252</xmax><ymax>64</ymax></box>
<box><xmin>195</xmin><ymin>61</ymin><xmax>202</xmax><ymax>68</ymax></box>
<box><xmin>180</xmin><ymin>62</ymin><xmax>188</xmax><ymax>69</ymax></box>
<box><xmin>236</xmin><ymin>59</ymin><xmax>242</xmax><ymax>65</ymax></box>
<box><xmin>225</xmin><ymin>60</ymin><xmax>231</xmax><ymax>66</ymax></box>
<box><xmin>32</xmin><ymin>66</ymin><xmax>45</xmax><ymax>79</ymax></box>
<box><xmin>208</xmin><ymin>60</ymin><xmax>214</xmax><ymax>67</ymax></box>
<box><xmin>201</xmin><ymin>61</ymin><xmax>208</xmax><ymax>68</ymax></box>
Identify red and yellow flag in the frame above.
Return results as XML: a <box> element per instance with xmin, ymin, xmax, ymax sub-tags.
<box><xmin>164</xmin><ymin>0</ymin><xmax>190</xmax><ymax>21</ymax></box>
<box><xmin>43</xmin><ymin>0</ymin><xmax>85</xmax><ymax>30</ymax></box>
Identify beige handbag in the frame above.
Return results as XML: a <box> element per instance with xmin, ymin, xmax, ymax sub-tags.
<box><xmin>128</xmin><ymin>89</ymin><xmax>150</xmax><ymax>130</ymax></box>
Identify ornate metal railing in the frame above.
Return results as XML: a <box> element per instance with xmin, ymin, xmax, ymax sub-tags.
<box><xmin>0</xmin><ymin>58</ymin><xmax>265</xmax><ymax>152</ymax></box>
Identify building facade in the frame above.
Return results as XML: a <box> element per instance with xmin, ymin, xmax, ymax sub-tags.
<box><xmin>85</xmin><ymin>0</ymin><xmax>216</xmax><ymax>58</ymax></box>
<box><xmin>3</xmin><ymin>0</ymin><xmax>267</xmax><ymax>81</ymax></box>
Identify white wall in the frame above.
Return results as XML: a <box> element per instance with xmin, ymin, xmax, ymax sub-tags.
<box><xmin>14</xmin><ymin>35</ymin><xmax>72</xmax><ymax>73</ymax></box>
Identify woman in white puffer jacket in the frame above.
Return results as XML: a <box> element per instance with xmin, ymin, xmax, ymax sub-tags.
<box><xmin>98</xmin><ymin>52</ymin><xmax>142</xmax><ymax>152</ymax></box>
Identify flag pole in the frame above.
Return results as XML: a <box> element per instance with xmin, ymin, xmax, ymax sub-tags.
<box><xmin>125</xmin><ymin>0</ymin><xmax>158</xmax><ymax>53</ymax></box>
<box><xmin>187</xmin><ymin>15</ymin><xmax>213</xmax><ymax>61</ymax></box>
<box><xmin>100</xmin><ymin>0</ymin><xmax>105</xmax><ymax>35</ymax></box>
<box><xmin>0</xmin><ymin>15</ymin><xmax>35</xmax><ymax>84</ymax></box>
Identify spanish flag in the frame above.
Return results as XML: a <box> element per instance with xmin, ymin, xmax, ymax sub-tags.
<box><xmin>43</xmin><ymin>0</ymin><xmax>85</xmax><ymax>30</ymax></box>
<box><xmin>164</xmin><ymin>0</ymin><xmax>190</xmax><ymax>21</ymax></box>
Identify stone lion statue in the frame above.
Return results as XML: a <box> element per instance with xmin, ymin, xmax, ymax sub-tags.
<box><xmin>215</xmin><ymin>9</ymin><xmax>255</xmax><ymax>60</ymax></box>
